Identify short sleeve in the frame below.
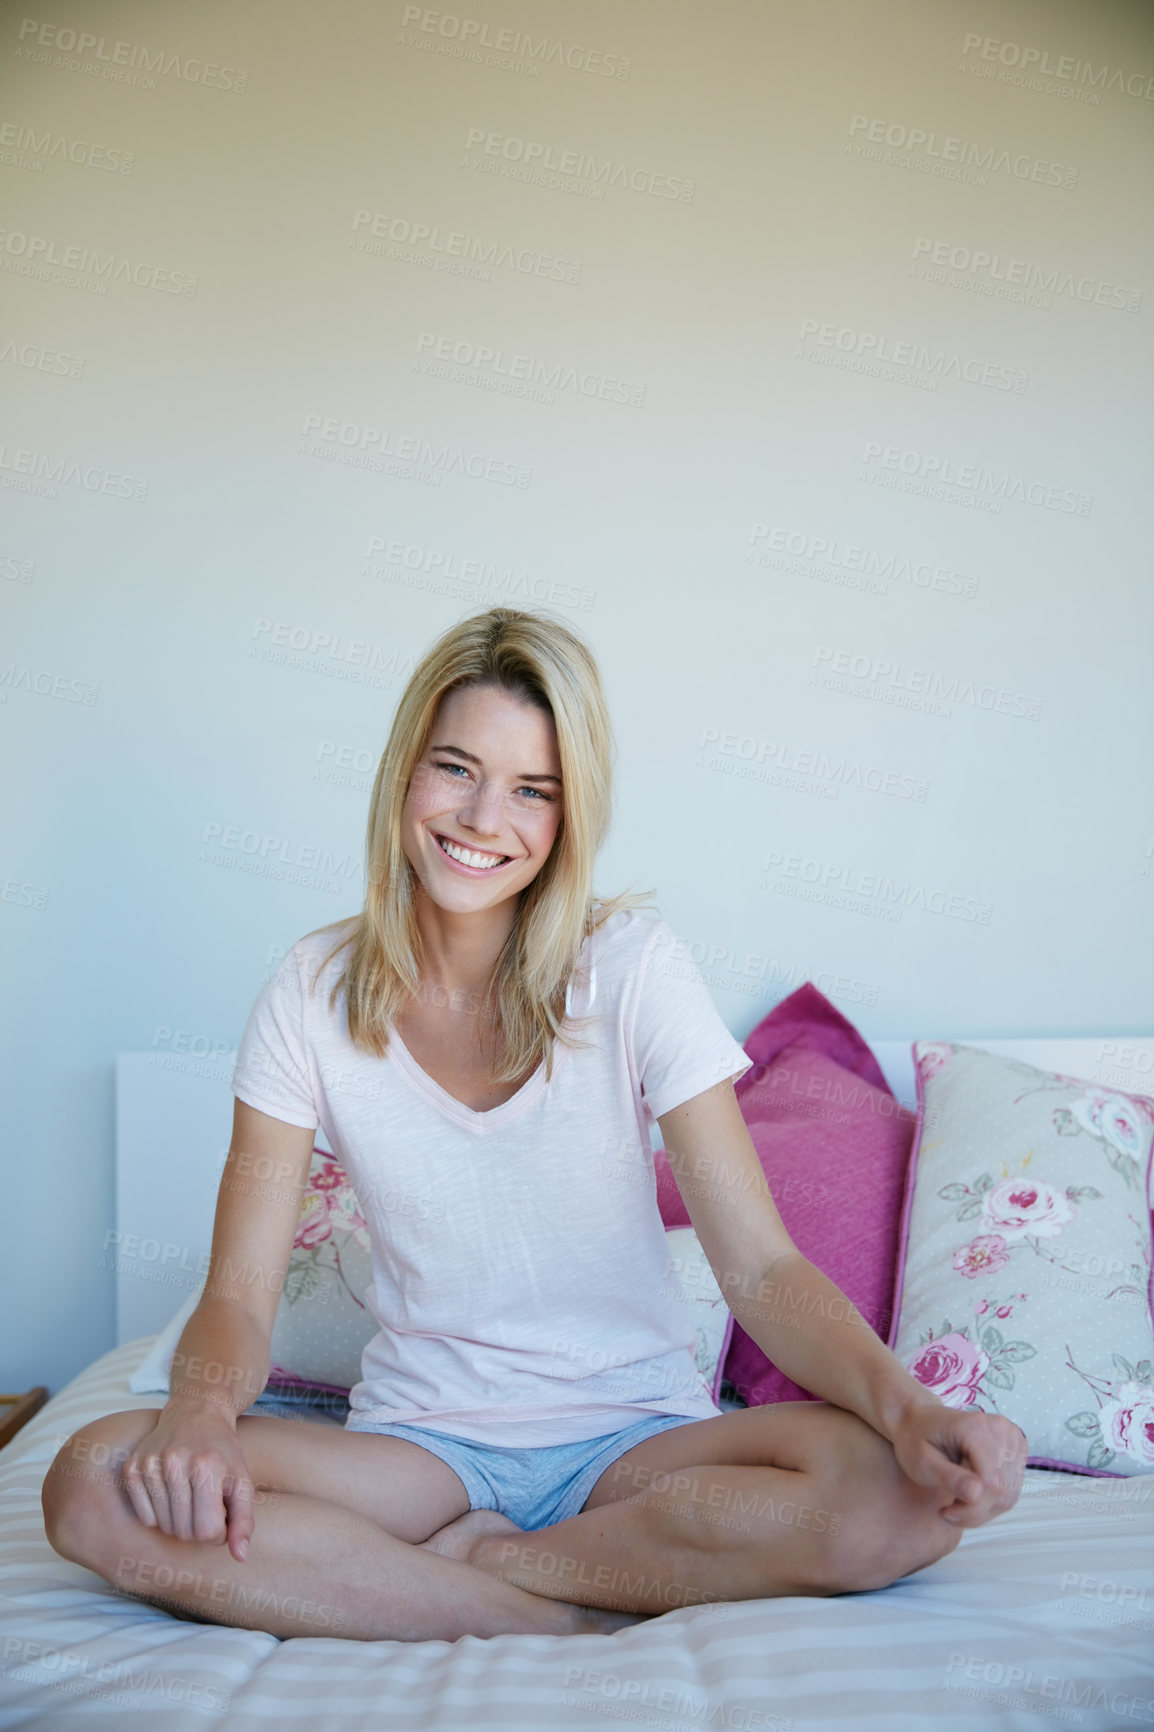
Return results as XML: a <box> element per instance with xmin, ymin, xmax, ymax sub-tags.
<box><xmin>629</xmin><ymin>920</ymin><xmax>753</xmax><ymax>1122</ymax></box>
<box><xmin>231</xmin><ymin>947</ymin><xmax>319</xmax><ymax>1129</ymax></box>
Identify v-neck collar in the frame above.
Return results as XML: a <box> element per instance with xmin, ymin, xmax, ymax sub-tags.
<box><xmin>387</xmin><ymin>1026</ymin><xmax>555</xmax><ymax>1133</ymax></box>
<box><xmin>385</xmin><ymin>922</ymin><xmax>599</xmax><ymax>1134</ymax></box>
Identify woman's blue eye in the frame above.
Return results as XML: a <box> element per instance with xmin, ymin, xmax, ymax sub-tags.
<box><xmin>434</xmin><ymin>762</ymin><xmax>553</xmax><ymax>801</ymax></box>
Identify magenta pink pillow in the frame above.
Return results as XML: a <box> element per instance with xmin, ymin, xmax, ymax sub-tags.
<box><xmin>653</xmin><ymin>983</ymin><xmax>916</xmax><ymax>1406</ymax></box>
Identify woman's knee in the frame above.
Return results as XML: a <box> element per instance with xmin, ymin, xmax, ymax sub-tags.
<box><xmin>796</xmin><ymin>1411</ymin><xmax>964</xmax><ymax>1593</ymax></box>
<box><xmin>810</xmin><ymin>1467</ymin><xmax>964</xmax><ymax>1594</ymax></box>
<box><xmin>832</xmin><ymin>1500</ymin><xmax>963</xmax><ymax>1593</ymax></box>
<box><xmin>42</xmin><ymin>1408</ymin><xmax>157</xmax><ymax>1564</ymax></box>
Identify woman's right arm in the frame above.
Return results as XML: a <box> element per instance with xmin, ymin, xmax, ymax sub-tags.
<box><xmin>120</xmin><ymin>1100</ymin><xmax>317</xmax><ymax>1561</ymax></box>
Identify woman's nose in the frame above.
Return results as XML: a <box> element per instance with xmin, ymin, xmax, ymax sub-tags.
<box><xmin>460</xmin><ymin>777</ymin><xmax>505</xmax><ymax>830</ymax></box>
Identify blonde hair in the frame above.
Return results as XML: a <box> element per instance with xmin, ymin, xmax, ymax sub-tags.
<box><xmin>306</xmin><ymin>607</ymin><xmax>653</xmax><ymax>1084</ymax></box>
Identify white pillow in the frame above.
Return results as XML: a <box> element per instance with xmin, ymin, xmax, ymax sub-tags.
<box><xmin>130</xmin><ymin>1289</ymin><xmax>200</xmax><ymax>1393</ymax></box>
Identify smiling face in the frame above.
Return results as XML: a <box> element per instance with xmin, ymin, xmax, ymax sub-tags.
<box><xmin>401</xmin><ymin>682</ymin><xmax>564</xmax><ymax>916</ymax></box>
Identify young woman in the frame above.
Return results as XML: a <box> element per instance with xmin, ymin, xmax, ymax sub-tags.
<box><xmin>44</xmin><ymin>607</ymin><xmax>1026</xmax><ymax>1642</ymax></box>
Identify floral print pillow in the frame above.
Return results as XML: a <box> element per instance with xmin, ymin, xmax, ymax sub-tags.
<box><xmin>267</xmin><ymin>1149</ymin><xmax>375</xmax><ymax>1390</ymax></box>
<box><xmin>128</xmin><ymin>1146</ymin><xmax>378</xmax><ymax>1399</ymax></box>
<box><xmin>890</xmin><ymin>1044</ymin><xmax>1154</xmax><ymax>1475</ymax></box>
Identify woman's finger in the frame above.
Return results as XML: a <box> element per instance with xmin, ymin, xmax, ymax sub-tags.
<box><xmin>191</xmin><ymin>1454</ymin><xmax>230</xmax><ymax>1547</ymax></box>
<box><xmin>163</xmin><ymin>1452</ymin><xmax>196</xmax><ymax>1542</ymax></box>
<box><xmin>223</xmin><ymin>1466</ymin><xmax>256</xmax><ymax>1563</ymax></box>
<box><xmin>940</xmin><ymin>1417</ymin><xmax>1026</xmax><ymax>1522</ymax></box>
<box><xmin>136</xmin><ymin>1450</ymin><xmax>176</xmax><ymax>1535</ymax></box>
<box><xmin>120</xmin><ymin>1458</ymin><xmax>160</xmax><ymax>1530</ymax></box>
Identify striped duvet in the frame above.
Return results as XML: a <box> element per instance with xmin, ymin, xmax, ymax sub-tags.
<box><xmin>1</xmin><ymin>1339</ymin><xmax>1152</xmax><ymax>1731</ymax></box>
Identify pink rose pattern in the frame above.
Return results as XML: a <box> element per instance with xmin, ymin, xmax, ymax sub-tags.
<box><xmin>906</xmin><ymin>1041</ymin><xmax>1154</xmax><ymax>1473</ymax></box>
<box><xmin>938</xmin><ymin>1164</ymin><xmax>1096</xmax><ymax>1274</ymax></box>
<box><xmin>1073</xmin><ymin>1092</ymin><xmax>1151</xmax><ymax>1160</ymax></box>
<box><xmin>1106</xmin><ymin>1383</ymin><xmax>1154</xmax><ymax>1466</ymax></box>
<box><xmin>917</xmin><ymin>1043</ymin><xmax>952</xmax><ymax>1081</ymax></box>
<box><xmin>295</xmin><ymin>1155</ymin><xmax>369</xmax><ymax>1249</ymax></box>
<box><xmin>906</xmin><ymin>1331</ymin><xmax>989</xmax><ymax>1409</ymax></box>
<box><xmin>979</xmin><ymin>1177</ymin><xmax>1075</xmax><ymax>1241</ymax></box>
<box><xmin>906</xmin><ymin>1292</ymin><xmax>1036</xmax><ymax>1410</ymax></box>
<box><xmin>951</xmin><ymin>1235</ymin><xmax>1010</xmax><ymax>1279</ymax></box>
<box><xmin>1056</xmin><ymin>1090</ymin><xmax>1153</xmax><ymax>1192</ymax></box>
<box><xmin>286</xmin><ymin>1151</ymin><xmax>370</xmax><ymax>1311</ymax></box>
<box><xmin>1064</xmin><ymin>1353</ymin><xmax>1154</xmax><ymax>1469</ymax></box>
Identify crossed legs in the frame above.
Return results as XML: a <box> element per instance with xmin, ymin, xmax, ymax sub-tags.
<box><xmin>453</xmin><ymin>1399</ymin><xmax>967</xmax><ymax>1614</ymax></box>
<box><xmin>43</xmin><ymin>1398</ymin><xmax>966</xmax><ymax>1639</ymax></box>
<box><xmin>42</xmin><ymin>1407</ymin><xmax>614</xmax><ymax>1641</ymax></box>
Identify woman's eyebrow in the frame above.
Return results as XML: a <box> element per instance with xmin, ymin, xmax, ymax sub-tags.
<box><xmin>429</xmin><ymin>743</ymin><xmax>562</xmax><ymax>785</ymax></box>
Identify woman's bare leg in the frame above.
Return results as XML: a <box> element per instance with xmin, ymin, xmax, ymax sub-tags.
<box><xmin>450</xmin><ymin>1403</ymin><xmax>968</xmax><ymax>1615</ymax></box>
<box><xmin>42</xmin><ymin>1408</ymin><xmax>638</xmax><ymax>1640</ymax></box>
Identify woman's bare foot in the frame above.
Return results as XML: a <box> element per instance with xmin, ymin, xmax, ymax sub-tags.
<box><xmin>418</xmin><ymin>1509</ymin><xmax>646</xmax><ymax>1632</ymax></box>
<box><xmin>418</xmin><ymin>1508</ymin><xmax>521</xmax><ymax>1565</ymax></box>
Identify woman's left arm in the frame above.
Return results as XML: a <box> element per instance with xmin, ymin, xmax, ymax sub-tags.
<box><xmin>658</xmin><ymin>1078</ymin><xmax>1027</xmax><ymax>1527</ymax></box>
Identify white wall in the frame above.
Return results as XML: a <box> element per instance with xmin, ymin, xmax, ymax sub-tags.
<box><xmin>3</xmin><ymin>0</ymin><xmax>1151</xmax><ymax>1394</ymax></box>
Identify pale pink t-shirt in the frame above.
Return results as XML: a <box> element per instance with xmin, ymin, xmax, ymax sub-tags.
<box><xmin>231</xmin><ymin>907</ymin><xmax>752</xmax><ymax>1445</ymax></box>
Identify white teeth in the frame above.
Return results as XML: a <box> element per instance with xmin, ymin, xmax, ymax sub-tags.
<box><xmin>439</xmin><ymin>836</ymin><xmax>508</xmax><ymax>870</ymax></box>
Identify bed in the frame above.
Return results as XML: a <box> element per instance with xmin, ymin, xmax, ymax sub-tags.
<box><xmin>2</xmin><ymin>1035</ymin><xmax>1153</xmax><ymax>1731</ymax></box>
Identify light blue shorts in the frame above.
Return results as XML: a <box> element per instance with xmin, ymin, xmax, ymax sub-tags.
<box><xmin>344</xmin><ymin>1413</ymin><xmax>702</xmax><ymax>1530</ymax></box>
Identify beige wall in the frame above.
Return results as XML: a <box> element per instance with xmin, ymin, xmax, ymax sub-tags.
<box><xmin>2</xmin><ymin>0</ymin><xmax>1151</xmax><ymax>1389</ymax></box>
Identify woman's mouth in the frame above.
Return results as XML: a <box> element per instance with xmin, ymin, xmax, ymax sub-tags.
<box><xmin>435</xmin><ymin>833</ymin><xmax>513</xmax><ymax>873</ymax></box>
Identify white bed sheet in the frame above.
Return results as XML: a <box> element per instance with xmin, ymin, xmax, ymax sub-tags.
<box><xmin>1</xmin><ymin>1338</ymin><xmax>1152</xmax><ymax>1731</ymax></box>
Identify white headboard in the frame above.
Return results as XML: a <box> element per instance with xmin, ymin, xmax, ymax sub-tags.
<box><xmin>114</xmin><ymin>1036</ymin><xmax>1154</xmax><ymax>1344</ymax></box>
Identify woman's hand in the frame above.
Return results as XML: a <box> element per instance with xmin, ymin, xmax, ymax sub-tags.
<box><xmin>116</xmin><ymin>1100</ymin><xmax>318</xmax><ymax>1564</ymax></box>
<box><xmin>891</xmin><ymin>1399</ymin><xmax>1028</xmax><ymax>1527</ymax></box>
<box><xmin>121</xmin><ymin>1396</ymin><xmax>256</xmax><ymax>1561</ymax></box>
